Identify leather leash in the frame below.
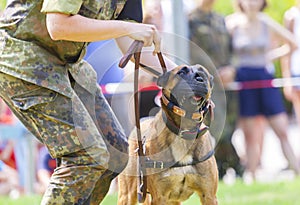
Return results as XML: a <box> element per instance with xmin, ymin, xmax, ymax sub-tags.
<box><xmin>119</xmin><ymin>40</ymin><xmax>167</xmax><ymax>203</ymax></box>
<box><xmin>119</xmin><ymin>41</ymin><xmax>167</xmax><ymax>76</ymax></box>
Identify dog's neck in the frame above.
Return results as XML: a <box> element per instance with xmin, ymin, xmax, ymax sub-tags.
<box><xmin>161</xmin><ymin>105</ymin><xmax>208</xmax><ymax>140</ymax></box>
<box><xmin>160</xmin><ymin>92</ymin><xmax>205</xmax><ymax>120</ymax></box>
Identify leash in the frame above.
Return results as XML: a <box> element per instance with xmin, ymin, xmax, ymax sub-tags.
<box><xmin>119</xmin><ymin>40</ymin><xmax>167</xmax><ymax>203</ymax></box>
<box><xmin>119</xmin><ymin>41</ymin><xmax>167</xmax><ymax>77</ymax></box>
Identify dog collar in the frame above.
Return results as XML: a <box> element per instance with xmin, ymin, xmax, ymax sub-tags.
<box><xmin>162</xmin><ymin>112</ymin><xmax>208</xmax><ymax>140</ymax></box>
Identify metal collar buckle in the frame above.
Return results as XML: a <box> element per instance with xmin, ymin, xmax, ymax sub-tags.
<box><xmin>153</xmin><ymin>160</ymin><xmax>164</xmax><ymax>169</ymax></box>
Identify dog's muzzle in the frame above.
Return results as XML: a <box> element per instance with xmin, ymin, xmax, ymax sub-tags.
<box><xmin>157</xmin><ymin>65</ymin><xmax>214</xmax><ymax>140</ymax></box>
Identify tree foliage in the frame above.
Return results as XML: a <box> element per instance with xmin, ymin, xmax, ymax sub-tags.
<box><xmin>0</xmin><ymin>0</ymin><xmax>6</xmax><ymax>11</ymax></box>
<box><xmin>214</xmin><ymin>0</ymin><xmax>296</xmax><ymax>23</ymax></box>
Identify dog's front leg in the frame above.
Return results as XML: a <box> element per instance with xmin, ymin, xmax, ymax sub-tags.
<box><xmin>117</xmin><ymin>174</ymin><xmax>138</xmax><ymax>205</ymax></box>
<box><xmin>196</xmin><ymin>176</ymin><xmax>218</xmax><ymax>205</ymax></box>
<box><xmin>196</xmin><ymin>175</ymin><xmax>218</xmax><ymax>205</ymax></box>
<box><xmin>147</xmin><ymin>196</ymin><xmax>164</xmax><ymax>205</ymax></box>
<box><xmin>197</xmin><ymin>192</ymin><xmax>218</xmax><ymax>205</ymax></box>
<box><xmin>146</xmin><ymin>197</ymin><xmax>180</xmax><ymax>205</ymax></box>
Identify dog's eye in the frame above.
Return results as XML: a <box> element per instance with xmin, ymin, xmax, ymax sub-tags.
<box><xmin>177</xmin><ymin>67</ymin><xmax>190</xmax><ymax>76</ymax></box>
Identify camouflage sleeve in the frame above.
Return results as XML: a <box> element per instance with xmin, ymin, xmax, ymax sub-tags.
<box><xmin>41</xmin><ymin>0</ymin><xmax>83</xmax><ymax>15</ymax></box>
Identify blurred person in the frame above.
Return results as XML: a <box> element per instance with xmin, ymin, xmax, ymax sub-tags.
<box><xmin>226</xmin><ymin>0</ymin><xmax>300</xmax><ymax>182</ymax></box>
<box><xmin>188</xmin><ymin>0</ymin><xmax>244</xmax><ymax>179</ymax></box>
<box><xmin>143</xmin><ymin>0</ymin><xmax>164</xmax><ymax>32</ymax></box>
<box><xmin>35</xmin><ymin>145</ymin><xmax>56</xmax><ymax>194</ymax></box>
<box><xmin>0</xmin><ymin>160</ymin><xmax>19</xmax><ymax>196</ymax></box>
<box><xmin>0</xmin><ymin>140</ymin><xmax>16</xmax><ymax>169</ymax></box>
<box><xmin>282</xmin><ymin>1</ymin><xmax>300</xmax><ymax>134</ymax></box>
<box><xmin>0</xmin><ymin>98</ymin><xmax>34</xmax><ymax>194</ymax></box>
<box><xmin>0</xmin><ymin>99</ymin><xmax>16</xmax><ymax>169</ymax></box>
<box><xmin>0</xmin><ymin>0</ymin><xmax>177</xmax><ymax>204</ymax></box>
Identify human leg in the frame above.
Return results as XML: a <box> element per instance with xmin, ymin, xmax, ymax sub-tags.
<box><xmin>259</xmin><ymin>76</ymin><xmax>300</xmax><ymax>174</ymax></box>
<box><xmin>268</xmin><ymin>113</ymin><xmax>300</xmax><ymax>174</ymax></box>
<box><xmin>41</xmin><ymin>146</ymin><xmax>107</xmax><ymax>205</ymax></box>
<box><xmin>240</xmin><ymin>116</ymin><xmax>265</xmax><ymax>180</ymax></box>
<box><xmin>236</xmin><ymin>68</ymin><xmax>266</xmax><ymax>180</ymax></box>
<box><xmin>214</xmin><ymin>90</ymin><xmax>243</xmax><ymax>179</ymax></box>
<box><xmin>292</xmin><ymin>89</ymin><xmax>300</xmax><ymax>128</ymax></box>
<box><xmin>72</xmin><ymin>80</ymin><xmax>129</xmax><ymax>203</ymax></box>
<box><xmin>0</xmin><ymin>161</ymin><xmax>19</xmax><ymax>195</ymax></box>
<box><xmin>0</xmin><ymin>73</ymin><xmax>111</xmax><ymax>204</ymax></box>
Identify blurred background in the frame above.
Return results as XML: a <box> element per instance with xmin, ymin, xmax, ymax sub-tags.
<box><xmin>1</xmin><ymin>0</ymin><xmax>300</xmax><ymax>205</ymax></box>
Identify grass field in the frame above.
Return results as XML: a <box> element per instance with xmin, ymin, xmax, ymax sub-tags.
<box><xmin>1</xmin><ymin>177</ymin><xmax>300</xmax><ymax>205</ymax></box>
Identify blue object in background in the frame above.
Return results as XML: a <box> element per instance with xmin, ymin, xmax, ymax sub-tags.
<box><xmin>84</xmin><ymin>40</ymin><xmax>124</xmax><ymax>88</ymax></box>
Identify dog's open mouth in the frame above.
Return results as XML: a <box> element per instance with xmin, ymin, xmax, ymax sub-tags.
<box><xmin>191</xmin><ymin>95</ymin><xmax>203</xmax><ymax>106</ymax></box>
<box><xmin>174</xmin><ymin>92</ymin><xmax>205</xmax><ymax>111</ymax></box>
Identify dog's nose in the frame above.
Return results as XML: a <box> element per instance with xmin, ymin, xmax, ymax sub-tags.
<box><xmin>194</xmin><ymin>72</ymin><xmax>204</xmax><ymax>82</ymax></box>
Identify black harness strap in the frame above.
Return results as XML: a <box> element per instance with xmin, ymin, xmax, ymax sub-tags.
<box><xmin>145</xmin><ymin>149</ymin><xmax>215</xmax><ymax>169</ymax></box>
<box><xmin>162</xmin><ymin>112</ymin><xmax>208</xmax><ymax>140</ymax></box>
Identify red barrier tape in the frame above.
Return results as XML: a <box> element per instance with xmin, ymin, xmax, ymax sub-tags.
<box><xmin>226</xmin><ymin>77</ymin><xmax>300</xmax><ymax>91</ymax></box>
<box><xmin>99</xmin><ymin>77</ymin><xmax>300</xmax><ymax>95</ymax></box>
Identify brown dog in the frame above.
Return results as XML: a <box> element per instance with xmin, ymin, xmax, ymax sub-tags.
<box><xmin>118</xmin><ymin>65</ymin><xmax>218</xmax><ymax>205</ymax></box>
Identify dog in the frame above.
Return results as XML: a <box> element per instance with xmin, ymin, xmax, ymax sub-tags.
<box><xmin>118</xmin><ymin>64</ymin><xmax>218</xmax><ymax>205</ymax></box>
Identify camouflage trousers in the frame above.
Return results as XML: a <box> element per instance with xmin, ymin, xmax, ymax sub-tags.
<box><xmin>0</xmin><ymin>72</ymin><xmax>129</xmax><ymax>204</ymax></box>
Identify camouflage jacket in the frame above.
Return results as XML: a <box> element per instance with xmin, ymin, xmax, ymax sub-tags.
<box><xmin>0</xmin><ymin>0</ymin><xmax>132</xmax><ymax>98</ymax></box>
<box><xmin>188</xmin><ymin>9</ymin><xmax>232</xmax><ymax>69</ymax></box>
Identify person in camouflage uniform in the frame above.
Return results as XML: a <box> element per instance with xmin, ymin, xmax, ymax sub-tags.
<box><xmin>188</xmin><ymin>0</ymin><xmax>244</xmax><ymax>179</ymax></box>
<box><xmin>0</xmin><ymin>0</ymin><xmax>167</xmax><ymax>204</ymax></box>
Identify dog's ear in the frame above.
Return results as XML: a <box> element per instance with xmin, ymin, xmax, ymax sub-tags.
<box><xmin>157</xmin><ymin>72</ymin><xmax>172</xmax><ymax>88</ymax></box>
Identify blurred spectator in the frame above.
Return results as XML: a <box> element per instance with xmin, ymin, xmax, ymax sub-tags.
<box><xmin>0</xmin><ymin>97</ymin><xmax>37</xmax><ymax>194</ymax></box>
<box><xmin>0</xmin><ymin>139</ymin><xmax>16</xmax><ymax>169</ymax></box>
<box><xmin>0</xmin><ymin>98</ymin><xmax>17</xmax><ymax>176</ymax></box>
<box><xmin>0</xmin><ymin>160</ymin><xmax>19</xmax><ymax>196</ymax></box>
<box><xmin>188</xmin><ymin>0</ymin><xmax>244</xmax><ymax>179</ymax></box>
<box><xmin>143</xmin><ymin>0</ymin><xmax>164</xmax><ymax>31</ymax></box>
<box><xmin>282</xmin><ymin>2</ymin><xmax>300</xmax><ymax>133</ymax></box>
<box><xmin>34</xmin><ymin>145</ymin><xmax>56</xmax><ymax>194</ymax></box>
<box><xmin>226</xmin><ymin>0</ymin><xmax>300</xmax><ymax>182</ymax></box>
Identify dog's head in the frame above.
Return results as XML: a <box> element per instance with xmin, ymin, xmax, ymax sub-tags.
<box><xmin>157</xmin><ymin>64</ymin><xmax>213</xmax><ymax>120</ymax></box>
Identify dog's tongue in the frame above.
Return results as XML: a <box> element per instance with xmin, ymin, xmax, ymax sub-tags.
<box><xmin>193</xmin><ymin>96</ymin><xmax>203</xmax><ymax>101</ymax></box>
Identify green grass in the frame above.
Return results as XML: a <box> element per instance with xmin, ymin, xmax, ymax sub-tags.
<box><xmin>1</xmin><ymin>177</ymin><xmax>300</xmax><ymax>205</ymax></box>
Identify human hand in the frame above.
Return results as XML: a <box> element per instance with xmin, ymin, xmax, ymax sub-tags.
<box><xmin>127</xmin><ymin>23</ymin><xmax>161</xmax><ymax>55</ymax></box>
<box><xmin>283</xmin><ymin>84</ymin><xmax>293</xmax><ymax>102</ymax></box>
<box><xmin>218</xmin><ymin>65</ymin><xmax>236</xmax><ymax>88</ymax></box>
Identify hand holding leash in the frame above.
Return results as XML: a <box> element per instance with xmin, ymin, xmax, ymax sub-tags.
<box><xmin>119</xmin><ymin>40</ymin><xmax>144</xmax><ymax>69</ymax></box>
<box><xmin>119</xmin><ymin>40</ymin><xmax>167</xmax><ymax>76</ymax></box>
